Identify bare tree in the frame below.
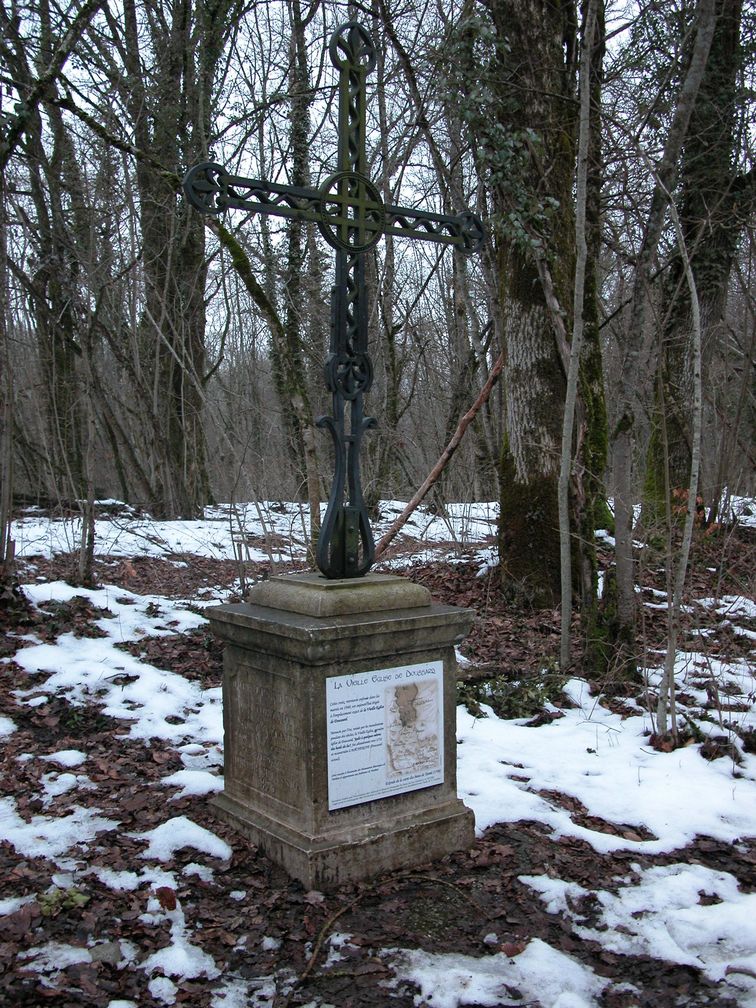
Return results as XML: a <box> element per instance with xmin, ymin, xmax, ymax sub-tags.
<box><xmin>559</xmin><ymin>0</ymin><xmax>600</xmax><ymax>669</ymax></box>
<box><xmin>610</xmin><ymin>0</ymin><xmax>717</xmax><ymax>674</ymax></box>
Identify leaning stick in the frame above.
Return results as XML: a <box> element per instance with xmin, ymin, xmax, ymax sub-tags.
<box><xmin>374</xmin><ymin>350</ymin><xmax>504</xmax><ymax>560</ymax></box>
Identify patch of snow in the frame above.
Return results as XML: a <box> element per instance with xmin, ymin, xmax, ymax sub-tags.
<box><xmin>92</xmin><ymin>867</ymin><xmax>141</xmax><ymax>891</ymax></box>
<box><xmin>142</xmin><ymin>940</ymin><xmax>219</xmax><ymax>982</ymax></box>
<box><xmin>0</xmin><ymin>894</ymin><xmax>35</xmax><ymax>915</ymax></box>
<box><xmin>726</xmin><ymin>495</ymin><xmax>756</xmax><ymax>528</ymax></box>
<box><xmin>22</xmin><ymin>695</ymin><xmax>49</xmax><ymax>707</ymax></box>
<box><xmin>522</xmin><ymin>861</ymin><xmax>756</xmax><ymax>997</ymax></box>
<box><xmin>385</xmin><ymin>939</ymin><xmax>607</xmax><ymax>1008</ymax></box>
<box><xmin>183</xmin><ymin>862</ymin><xmax>214</xmax><ymax>881</ymax></box>
<box><xmin>0</xmin><ymin>715</ymin><xmax>16</xmax><ymax>739</ymax></box>
<box><xmin>457</xmin><ymin>677</ymin><xmax>756</xmax><ymax>853</ymax></box>
<box><xmin>92</xmin><ymin>865</ymin><xmax>178</xmax><ymax>895</ymax></box>
<box><xmin>698</xmin><ymin>595</ymin><xmax>756</xmax><ymax>621</ymax></box>
<box><xmin>41</xmin><ymin>748</ymin><xmax>87</xmax><ymax>767</ymax></box>
<box><xmin>40</xmin><ymin>771</ymin><xmax>94</xmax><ymax>807</ymax></box>
<box><xmin>12</xmin><ymin>589</ymin><xmax>222</xmax><ymax>745</ymax></box>
<box><xmin>0</xmin><ymin>797</ymin><xmax>118</xmax><ymax>862</ymax></box>
<box><xmin>161</xmin><ymin>768</ymin><xmax>223</xmax><ymax>799</ymax></box>
<box><xmin>324</xmin><ymin>932</ymin><xmax>359</xmax><ymax>968</ymax></box>
<box><xmin>211</xmin><ymin>976</ymin><xmax>281</xmax><ymax>1007</ymax></box>
<box><xmin>177</xmin><ymin>742</ymin><xmax>205</xmax><ymax>755</ymax></box>
<box><xmin>136</xmin><ymin>815</ymin><xmax>232</xmax><ymax>863</ymax></box>
<box><xmin>140</xmin><ymin>895</ymin><xmax>219</xmax><ymax>983</ymax></box>
<box><xmin>19</xmin><ymin>941</ymin><xmax>91</xmax><ymax>971</ymax></box>
<box><xmin>148</xmin><ymin>975</ymin><xmax>178</xmax><ymax>1005</ymax></box>
<box><xmin>475</xmin><ymin>548</ymin><xmax>498</xmax><ymax>575</ymax></box>
<box><xmin>179</xmin><ymin>744</ymin><xmax>223</xmax><ymax>769</ymax></box>
<box><xmin>455</xmin><ymin>648</ymin><xmax>473</xmax><ymax>669</ymax></box>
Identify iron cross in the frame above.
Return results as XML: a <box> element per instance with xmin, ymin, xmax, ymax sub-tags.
<box><xmin>184</xmin><ymin>21</ymin><xmax>484</xmax><ymax>579</ymax></box>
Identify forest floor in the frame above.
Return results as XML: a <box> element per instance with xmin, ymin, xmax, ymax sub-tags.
<box><xmin>0</xmin><ymin>501</ymin><xmax>755</xmax><ymax>1008</ymax></box>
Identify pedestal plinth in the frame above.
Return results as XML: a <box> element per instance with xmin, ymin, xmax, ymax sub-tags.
<box><xmin>206</xmin><ymin>573</ymin><xmax>475</xmax><ymax>888</ymax></box>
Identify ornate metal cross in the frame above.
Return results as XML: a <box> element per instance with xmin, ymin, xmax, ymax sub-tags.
<box><xmin>184</xmin><ymin>21</ymin><xmax>484</xmax><ymax>579</ymax></box>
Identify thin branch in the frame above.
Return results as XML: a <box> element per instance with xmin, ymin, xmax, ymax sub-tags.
<box><xmin>0</xmin><ymin>0</ymin><xmax>108</xmax><ymax>171</ymax></box>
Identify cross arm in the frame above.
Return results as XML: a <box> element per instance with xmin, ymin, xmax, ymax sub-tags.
<box><xmin>183</xmin><ymin>161</ymin><xmax>324</xmax><ymax>224</ymax></box>
<box><xmin>383</xmin><ymin>203</ymin><xmax>485</xmax><ymax>254</ymax></box>
<box><xmin>184</xmin><ymin>160</ymin><xmax>485</xmax><ymax>255</ymax></box>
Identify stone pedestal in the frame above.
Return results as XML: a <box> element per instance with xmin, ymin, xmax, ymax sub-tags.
<box><xmin>206</xmin><ymin>572</ymin><xmax>475</xmax><ymax>889</ymax></box>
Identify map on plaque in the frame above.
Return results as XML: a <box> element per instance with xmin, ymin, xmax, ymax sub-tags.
<box><xmin>326</xmin><ymin>661</ymin><xmax>444</xmax><ymax>811</ymax></box>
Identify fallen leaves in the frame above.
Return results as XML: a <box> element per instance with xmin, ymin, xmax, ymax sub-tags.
<box><xmin>1</xmin><ymin>544</ymin><xmax>753</xmax><ymax>1008</ymax></box>
<box><xmin>155</xmin><ymin>887</ymin><xmax>177</xmax><ymax>911</ymax></box>
<box><xmin>499</xmin><ymin>940</ymin><xmax>528</xmax><ymax>958</ymax></box>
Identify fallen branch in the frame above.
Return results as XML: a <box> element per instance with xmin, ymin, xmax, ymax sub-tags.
<box><xmin>276</xmin><ymin>895</ymin><xmax>366</xmax><ymax>1007</ymax></box>
<box><xmin>374</xmin><ymin>350</ymin><xmax>503</xmax><ymax>560</ymax></box>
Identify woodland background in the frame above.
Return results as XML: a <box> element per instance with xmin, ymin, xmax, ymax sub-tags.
<box><xmin>0</xmin><ymin>0</ymin><xmax>754</xmax><ymax>690</ymax></box>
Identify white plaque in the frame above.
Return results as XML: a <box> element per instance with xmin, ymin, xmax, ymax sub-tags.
<box><xmin>326</xmin><ymin>660</ymin><xmax>444</xmax><ymax>811</ymax></box>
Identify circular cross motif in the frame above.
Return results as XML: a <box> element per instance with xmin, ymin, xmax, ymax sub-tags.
<box><xmin>329</xmin><ymin>21</ymin><xmax>377</xmax><ymax>73</ymax></box>
<box><xmin>182</xmin><ymin>162</ymin><xmax>227</xmax><ymax>215</ymax></box>
<box><xmin>317</xmin><ymin>171</ymin><xmax>385</xmax><ymax>253</ymax></box>
<box><xmin>457</xmin><ymin>211</ymin><xmax>486</xmax><ymax>254</ymax></box>
<box><xmin>324</xmin><ymin>351</ymin><xmax>373</xmax><ymax>400</ymax></box>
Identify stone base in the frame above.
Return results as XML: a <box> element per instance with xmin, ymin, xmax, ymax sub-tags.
<box><xmin>210</xmin><ymin>791</ymin><xmax>474</xmax><ymax>889</ymax></box>
<box><xmin>247</xmin><ymin>571</ymin><xmax>432</xmax><ymax>617</ymax></box>
<box><xmin>207</xmin><ymin>572</ymin><xmax>475</xmax><ymax>889</ymax></box>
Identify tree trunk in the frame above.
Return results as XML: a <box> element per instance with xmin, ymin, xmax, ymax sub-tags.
<box><xmin>119</xmin><ymin>0</ymin><xmax>241</xmax><ymax>518</ymax></box>
<box><xmin>481</xmin><ymin>0</ymin><xmax>578</xmax><ymax>608</ymax></box>
<box><xmin>265</xmin><ymin>0</ymin><xmax>321</xmax><ymax>549</ymax></box>
<box><xmin>578</xmin><ymin>0</ymin><xmax>611</xmax><ymax>668</ymax></box>
<box><xmin>559</xmin><ymin>0</ymin><xmax>600</xmax><ymax>669</ymax></box>
<box><xmin>657</xmin><ymin>200</ymin><xmax>704</xmax><ymax>739</ymax></box>
<box><xmin>646</xmin><ymin>0</ymin><xmax>744</xmax><ymax>512</ymax></box>
<box><xmin>611</xmin><ymin>0</ymin><xmax>717</xmax><ymax>673</ymax></box>
<box><xmin>0</xmin><ymin>92</ymin><xmax>16</xmax><ymax>595</ymax></box>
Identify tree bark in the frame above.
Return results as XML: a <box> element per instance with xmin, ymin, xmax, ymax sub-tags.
<box><xmin>483</xmin><ymin>0</ymin><xmax>579</xmax><ymax>608</ymax></box>
<box><xmin>0</xmin><ymin>83</ymin><xmax>15</xmax><ymax>593</ymax></box>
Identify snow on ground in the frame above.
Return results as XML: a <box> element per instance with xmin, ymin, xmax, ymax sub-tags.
<box><xmin>9</xmin><ymin>494</ymin><xmax>752</xmax><ymax>567</ymax></box>
<box><xmin>384</xmin><ymin>939</ymin><xmax>608</xmax><ymax>1008</ymax></box>
<box><xmin>457</xmin><ymin>675</ymin><xmax>756</xmax><ymax>853</ymax></box>
<box><xmin>12</xmin><ymin>581</ymin><xmax>222</xmax><ymax>746</ymax></box>
<box><xmin>2</xmin><ymin>499</ymin><xmax>755</xmax><ymax>1006</ymax></box>
<box><xmin>11</xmin><ymin>499</ymin><xmax>499</xmax><ymax>568</ymax></box>
<box><xmin>522</xmin><ymin>862</ymin><xmax>756</xmax><ymax>990</ymax></box>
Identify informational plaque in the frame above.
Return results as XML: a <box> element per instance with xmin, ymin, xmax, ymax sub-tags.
<box><xmin>326</xmin><ymin>661</ymin><xmax>444</xmax><ymax>811</ymax></box>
